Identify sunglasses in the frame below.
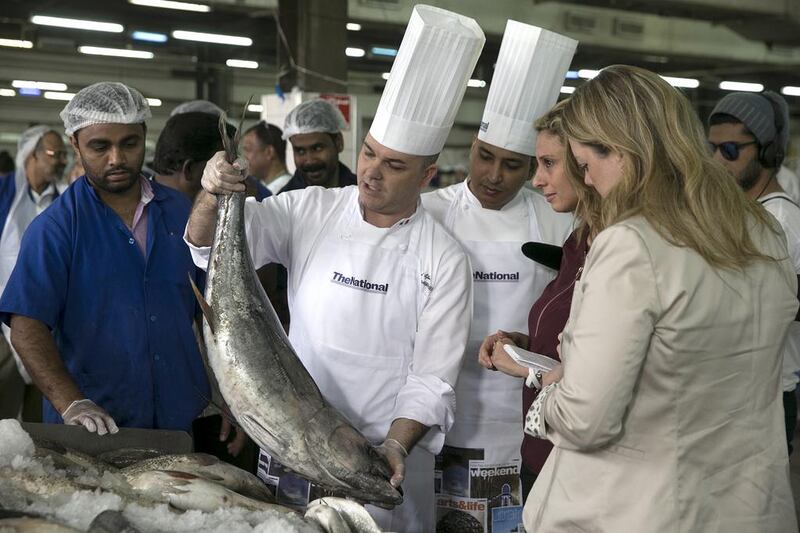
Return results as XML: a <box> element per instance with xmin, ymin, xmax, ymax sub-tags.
<box><xmin>707</xmin><ymin>140</ymin><xmax>757</xmax><ymax>162</ymax></box>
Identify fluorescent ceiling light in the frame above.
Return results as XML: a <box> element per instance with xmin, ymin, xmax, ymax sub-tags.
<box><xmin>0</xmin><ymin>89</ymin><xmax>15</xmax><ymax>97</ymax></box>
<box><xmin>565</xmin><ymin>70</ymin><xmax>579</xmax><ymax>80</ymax></box>
<box><xmin>13</xmin><ymin>80</ymin><xmax>68</xmax><ymax>91</ymax></box>
<box><xmin>467</xmin><ymin>79</ymin><xmax>486</xmax><ymax>88</ymax></box>
<box><xmin>560</xmin><ymin>86</ymin><xmax>576</xmax><ymax>94</ymax></box>
<box><xmin>129</xmin><ymin>0</ymin><xmax>210</xmax><ymax>12</ymax></box>
<box><xmin>18</xmin><ymin>88</ymin><xmax>41</xmax><ymax>96</ymax></box>
<box><xmin>781</xmin><ymin>86</ymin><xmax>800</xmax><ymax>97</ymax></box>
<box><xmin>345</xmin><ymin>47</ymin><xmax>365</xmax><ymax>58</ymax></box>
<box><xmin>172</xmin><ymin>30</ymin><xmax>252</xmax><ymax>46</ymax></box>
<box><xmin>31</xmin><ymin>15</ymin><xmax>123</xmax><ymax>33</ymax></box>
<box><xmin>381</xmin><ymin>72</ymin><xmax>390</xmax><ymax>80</ymax></box>
<box><xmin>79</xmin><ymin>46</ymin><xmax>154</xmax><ymax>59</ymax></box>
<box><xmin>719</xmin><ymin>81</ymin><xmax>763</xmax><ymax>92</ymax></box>
<box><xmin>247</xmin><ymin>104</ymin><xmax>263</xmax><ymax>113</ymax></box>
<box><xmin>0</xmin><ymin>38</ymin><xmax>33</xmax><ymax>49</ymax></box>
<box><xmin>132</xmin><ymin>31</ymin><xmax>167</xmax><ymax>43</ymax></box>
<box><xmin>146</xmin><ymin>98</ymin><xmax>162</xmax><ymax>107</ymax></box>
<box><xmin>0</xmin><ymin>133</ymin><xmax>21</xmax><ymax>143</ymax></box>
<box><xmin>44</xmin><ymin>91</ymin><xmax>76</xmax><ymax>101</ymax></box>
<box><xmin>578</xmin><ymin>69</ymin><xmax>600</xmax><ymax>79</ymax></box>
<box><xmin>642</xmin><ymin>54</ymin><xmax>669</xmax><ymax>64</ymax></box>
<box><xmin>226</xmin><ymin>59</ymin><xmax>258</xmax><ymax>69</ymax></box>
<box><xmin>346</xmin><ymin>23</ymin><xmax>361</xmax><ymax>31</ymax></box>
<box><xmin>660</xmin><ymin>76</ymin><xmax>699</xmax><ymax>89</ymax></box>
<box><xmin>371</xmin><ymin>47</ymin><xmax>397</xmax><ymax>57</ymax></box>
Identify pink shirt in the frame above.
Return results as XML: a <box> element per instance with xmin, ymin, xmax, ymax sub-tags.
<box><xmin>128</xmin><ymin>178</ymin><xmax>155</xmax><ymax>257</ymax></box>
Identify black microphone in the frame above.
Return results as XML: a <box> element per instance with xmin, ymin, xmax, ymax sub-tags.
<box><xmin>521</xmin><ymin>242</ymin><xmax>563</xmax><ymax>271</ymax></box>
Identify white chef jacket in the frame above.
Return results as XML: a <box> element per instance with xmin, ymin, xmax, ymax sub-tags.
<box><xmin>422</xmin><ymin>180</ymin><xmax>571</xmax><ymax>485</ymax></box>
<box><xmin>760</xmin><ymin>192</ymin><xmax>800</xmax><ymax>391</ymax></box>
<box><xmin>186</xmin><ymin>185</ymin><xmax>473</xmax><ymax>450</ymax></box>
<box><xmin>423</xmin><ymin>180</ymin><xmax>573</xmax><ymax>246</ymax></box>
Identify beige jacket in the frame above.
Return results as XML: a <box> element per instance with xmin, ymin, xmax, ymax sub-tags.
<box><xmin>524</xmin><ymin>216</ymin><xmax>799</xmax><ymax>533</ymax></box>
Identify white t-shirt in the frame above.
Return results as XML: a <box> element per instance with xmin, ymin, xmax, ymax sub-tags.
<box><xmin>760</xmin><ymin>192</ymin><xmax>800</xmax><ymax>391</ymax></box>
<box><xmin>777</xmin><ymin>167</ymin><xmax>800</xmax><ymax>205</ymax></box>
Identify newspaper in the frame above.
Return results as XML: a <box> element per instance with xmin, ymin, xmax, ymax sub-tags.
<box><xmin>435</xmin><ymin>445</ymin><xmax>525</xmax><ymax>533</ymax></box>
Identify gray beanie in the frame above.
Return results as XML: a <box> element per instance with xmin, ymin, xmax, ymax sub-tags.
<box><xmin>709</xmin><ymin>91</ymin><xmax>790</xmax><ymax>164</ymax></box>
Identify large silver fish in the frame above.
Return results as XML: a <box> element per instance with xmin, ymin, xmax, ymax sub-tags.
<box><xmin>123</xmin><ymin>470</ymin><xmax>288</xmax><ymax>513</ymax></box>
<box><xmin>120</xmin><ymin>453</ymin><xmax>272</xmax><ymax>503</ymax></box>
<box><xmin>190</xmin><ymin>109</ymin><xmax>402</xmax><ymax>506</ymax></box>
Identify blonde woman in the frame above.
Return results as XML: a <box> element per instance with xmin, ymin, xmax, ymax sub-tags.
<box><xmin>478</xmin><ymin>99</ymin><xmax>602</xmax><ymax>498</ymax></box>
<box><xmin>523</xmin><ymin>65</ymin><xmax>798</xmax><ymax>532</ymax></box>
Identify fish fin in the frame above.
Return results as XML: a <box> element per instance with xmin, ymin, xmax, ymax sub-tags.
<box><xmin>195</xmin><ymin>472</ymin><xmax>225</xmax><ymax>483</ymax></box>
<box><xmin>188</xmin><ymin>274</ymin><xmax>217</xmax><ymax>335</ymax></box>
<box><xmin>240</xmin><ymin>414</ymin><xmax>289</xmax><ymax>459</ymax></box>
<box><xmin>164</xmin><ymin>470</ymin><xmax>199</xmax><ymax>481</ymax></box>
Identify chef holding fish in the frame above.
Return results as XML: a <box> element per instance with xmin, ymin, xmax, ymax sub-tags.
<box><xmin>184</xmin><ymin>5</ymin><xmax>482</xmax><ymax>532</ymax></box>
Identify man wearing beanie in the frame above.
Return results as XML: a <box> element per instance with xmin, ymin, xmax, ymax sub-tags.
<box><xmin>185</xmin><ymin>6</ymin><xmax>483</xmax><ymax>531</ymax></box>
<box><xmin>0</xmin><ymin>81</ymin><xmax>210</xmax><ymax>435</ymax></box>
<box><xmin>709</xmin><ymin>91</ymin><xmax>800</xmax><ymax>454</ymax></box>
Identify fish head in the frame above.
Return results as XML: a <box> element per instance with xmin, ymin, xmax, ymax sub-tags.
<box><xmin>304</xmin><ymin>409</ymin><xmax>403</xmax><ymax>506</ymax></box>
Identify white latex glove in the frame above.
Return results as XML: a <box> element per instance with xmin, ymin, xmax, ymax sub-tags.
<box><xmin>61</xmin><ymin>399</ymin><xmax>119</xmax><ymax>436</ymax></box>
<box><xmin>201</xmin><ymin>151</ymin><xmax>248</xmax><ymax>195</ymax></box>
<box><xmin>375</xmin><ymin>438</ymin><xmax>408</xmax><ymax>488</ymax></box>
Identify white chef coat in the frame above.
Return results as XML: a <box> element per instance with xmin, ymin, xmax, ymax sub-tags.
<box><xmin>423</xmin><ymin>180</ymin><xmax>573</xmax><ymax>246</ymax></box>
<box><xmin>186</xmin><ymin>185</ymin><xmax>473</xmax><ymax>532</ymax></box>
<box><xmin>422</xmin><ymin>180</ymin><xmax>572</xmax><ymax>520</ymax></box>
<box><xmin>760</xmin><ymin>192</ymin><xmax>800</xmax><ymax>392</ymax></box>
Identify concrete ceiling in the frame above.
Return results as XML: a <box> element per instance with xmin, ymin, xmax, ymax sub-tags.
<box><xmin>2</xmin><ymin>0</ymin><xmax>800</xmax><ymax>155</ymax></box>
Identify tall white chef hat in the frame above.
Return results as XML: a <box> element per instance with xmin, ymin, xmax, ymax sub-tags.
<box><xmin>478</xmin><ymin>21</ymin><xmax>578</xmax><ymax>156</ymax></box>
<box><xmin>369</xmin><ymin>5</ymin><xmax>485</xmax><ymax>156</ymax></box>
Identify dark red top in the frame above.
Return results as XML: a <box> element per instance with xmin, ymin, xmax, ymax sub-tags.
<box><xmin>521</xmin><ymin>228</ymin><xmax>589</xmax><ymax>472</ymax></box>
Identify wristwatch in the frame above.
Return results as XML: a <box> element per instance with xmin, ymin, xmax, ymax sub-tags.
<box><xmin>525</xmin><ymin>368</ymin><xmax>544</xmax><ymax>389</ymax></box>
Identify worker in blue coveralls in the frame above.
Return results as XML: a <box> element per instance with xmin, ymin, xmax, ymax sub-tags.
<box><xmin>0</xmin><ymin>81</ymin><xmax>210</xmax><ymax>434</ymax></box>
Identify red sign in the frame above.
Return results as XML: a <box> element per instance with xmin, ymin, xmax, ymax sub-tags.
<box><xmin>319</xmin><ymin>93</ymin><xmax>352</xmax><ymax>130</ymax></box>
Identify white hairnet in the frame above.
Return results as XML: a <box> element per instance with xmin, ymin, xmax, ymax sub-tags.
<box><xmin>15</xmin><ymin>125</ymin><xmax>56</xmax><ymax>170</ymax></box>
<box><xmin>282</xmin><ymin>99</ymin><xmax>346</xmax><ymax>140</ymax></box>
<box><xmin>60</xmin><ymin>82</ymin><xmax>151</xmax><ymax>136</ymax></box>
<box><xmin>170</xmin><ymin>99</ymin><xmax>224</xmax><ymax>117</ymax></box>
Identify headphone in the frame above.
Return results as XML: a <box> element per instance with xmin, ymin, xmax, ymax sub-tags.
<box><xmin>758</xmin><ymin>92</ymin><xmax>786</xmax><ymax>169</ymax></box>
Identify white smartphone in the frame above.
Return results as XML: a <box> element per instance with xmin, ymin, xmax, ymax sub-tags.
<box><xmin>503</xmin><ymin>344</ymin><xmax>559</xmax><ymax>372</ymax></box>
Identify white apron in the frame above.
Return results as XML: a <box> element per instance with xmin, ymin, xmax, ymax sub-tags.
<box><xmin>434</xmin><ymin>190</ymin><xmax>554</xmax><ymax>532</ymax></box>
<box><xmin>258</xmin><ymin>204</ymin><xmax>435</xmax><ymax>533</ymax></box>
